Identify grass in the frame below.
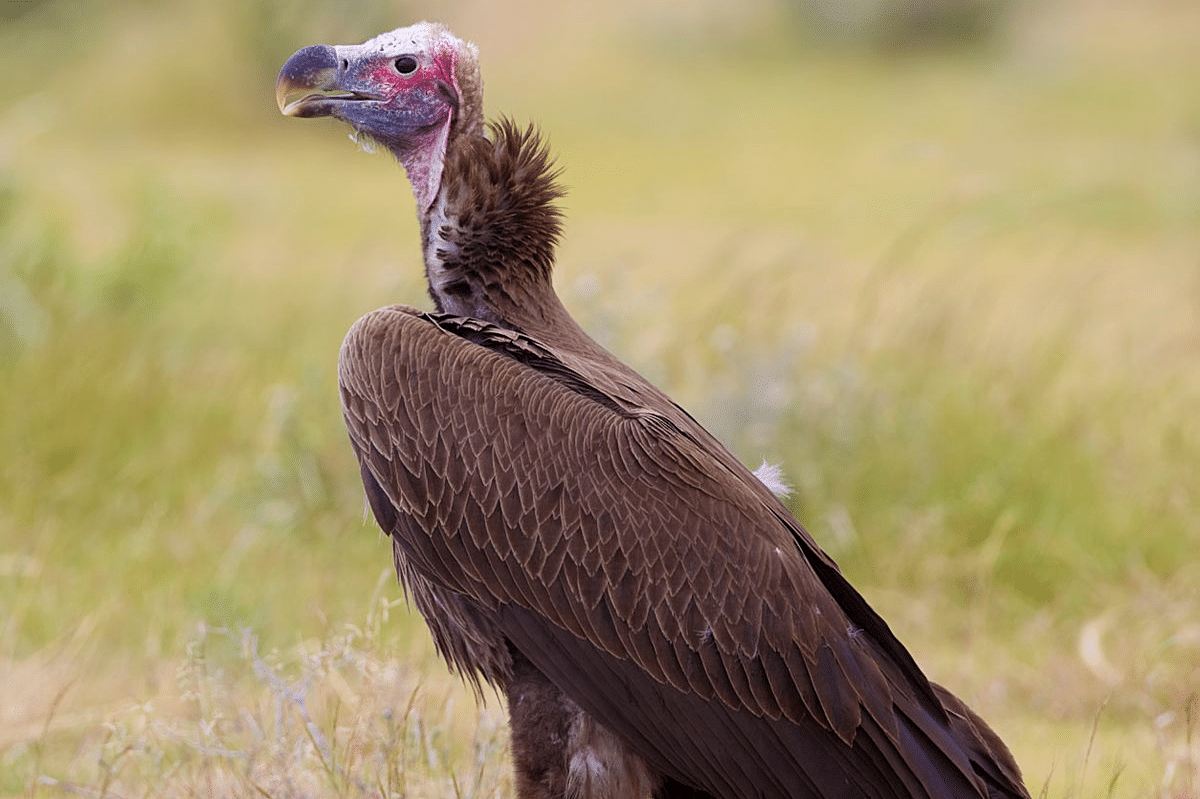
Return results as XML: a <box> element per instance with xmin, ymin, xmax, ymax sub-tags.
<box><xmin>5</xmin><ymin>587</ymin><xmax>513</xmax><ymax>798</ymax></box>
<box><xmin>1</xmin><ymin>0</ymin><xmax>1198</xmax><ymax>795</ymax></box>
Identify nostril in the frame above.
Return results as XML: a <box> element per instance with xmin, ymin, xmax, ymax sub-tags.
<box><xmin>340</xmin><ymin>58</ymin><xmax>349</xmax><ymax>71</ymax></box>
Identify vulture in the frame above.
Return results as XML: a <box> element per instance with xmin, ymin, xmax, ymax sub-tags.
<box><xmin>276</xmin><ymin>22</ymin><xmax>1029</xmax><ymax>799</ymax></box>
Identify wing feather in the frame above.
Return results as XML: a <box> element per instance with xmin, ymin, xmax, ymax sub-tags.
<box><xmin>339</xmin><ymin>305</ymin><xmax>1024</xmax><ymax>799</ymax></box>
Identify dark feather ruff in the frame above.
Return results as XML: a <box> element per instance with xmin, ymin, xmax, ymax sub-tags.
<box><xmin>429</xmin><ymin>120</ymin><xmax>565</xmax><ymax>311</ymax></box>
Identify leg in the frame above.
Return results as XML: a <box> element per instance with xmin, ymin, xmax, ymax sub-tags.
<box><xmin>504</xmin><ymin>648</ymin><xmax>660</xmax><ymax>799</ymax></box>
<box><xmin>564</xmin><ymin>711</ymin><xmax>659</xmax><ymax>799</ymax></box>
<box><xmin>506</xmin><ymin>649</ymin><xmax>573</xmax><ymax>799</ymax></box>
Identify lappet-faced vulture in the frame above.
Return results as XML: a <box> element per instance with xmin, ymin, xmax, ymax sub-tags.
<box><xmin>276</xmin><ymin>22</ymin><xmax>1030</xmax><ymax>799</ymax></box>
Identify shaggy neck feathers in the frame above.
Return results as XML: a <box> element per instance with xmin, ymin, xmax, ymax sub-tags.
<box><xmin>421</xmin><ymin>120</ymin><xmax>567</xmax><ymax>335</ymax></box>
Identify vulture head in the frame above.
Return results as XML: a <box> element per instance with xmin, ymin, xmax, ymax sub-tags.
<box><xmin>278</xmin><ymin>23</ymin><xmax>567</xmax><ymax>331</ymax></box>
<box><xmin>276</xmin><ymin>22</ymin><xmax>483</xmax><ymax>214</ymax></box>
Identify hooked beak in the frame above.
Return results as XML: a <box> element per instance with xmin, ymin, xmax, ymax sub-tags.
<box><xmin>276</xmin><ymin>44</ymin><xmax>383</xmax><ymax>118</ymax></box>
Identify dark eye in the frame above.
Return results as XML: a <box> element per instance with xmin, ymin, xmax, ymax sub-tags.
<box><xmin>394</xmin><ymin>56</ymin><xmax>418</xmax><ymax>75</ymax></box>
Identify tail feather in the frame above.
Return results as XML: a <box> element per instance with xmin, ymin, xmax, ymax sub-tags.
<box><xmin>932</xmin><ymin>682</ymin><xmax>1030</xmax><ymax>799</ymax></box>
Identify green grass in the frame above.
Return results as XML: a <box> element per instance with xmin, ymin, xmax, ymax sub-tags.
<box><xmin>1</xmin><ymin>0</ymin><xmax>1198</xmax><ymax>796</ymax></box>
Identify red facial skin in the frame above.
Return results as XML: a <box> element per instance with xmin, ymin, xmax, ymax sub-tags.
<box><xmin>336</xmin><ymin>48</ymin><xmax>461</xmax><ymax>212</ymax></box>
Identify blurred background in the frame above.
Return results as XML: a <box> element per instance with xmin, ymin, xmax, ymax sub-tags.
<box><xmin>1</xmin><ymin>0</ymin><xmax>1197</xmax><ymax>795</ymax></box>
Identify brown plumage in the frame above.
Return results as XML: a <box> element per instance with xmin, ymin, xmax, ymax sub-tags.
<box><xmin>277</xmin><ymin>22</ymin><xmax>1030</xmax><ymax>799</ymax></box>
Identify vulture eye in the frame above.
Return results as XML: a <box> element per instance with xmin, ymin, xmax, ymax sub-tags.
<box><xmin>394</xmin><ymin>56</ymin><xmax>419</xmax><ymax>75</ymax></box>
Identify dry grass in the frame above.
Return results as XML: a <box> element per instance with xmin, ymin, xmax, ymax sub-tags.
<box><xmin>5</xmin><ymin>575</ymin><xmax>512</xmax><ymax>799</ymax></box>
<box><xmin>3</xmin><ymin>588</ymin><xmax>1196</xmax><ymax>798</ymax></box>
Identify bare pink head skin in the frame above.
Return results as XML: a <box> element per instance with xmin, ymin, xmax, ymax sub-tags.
<box><xmin>277</xmin><ymin>22</ymin><xmax>483</xmax><ymax>214</ymax></box>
